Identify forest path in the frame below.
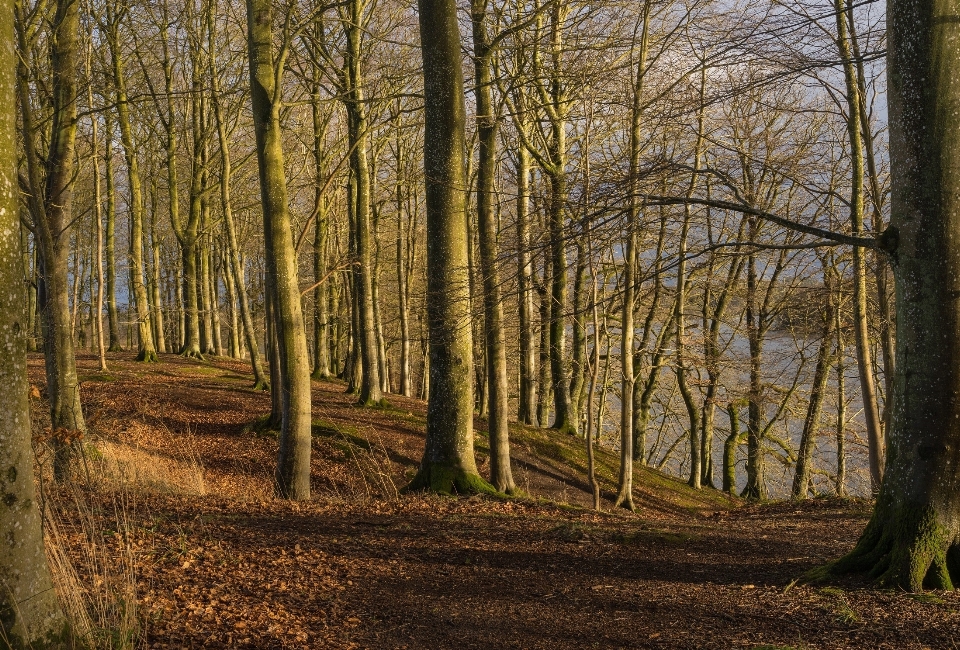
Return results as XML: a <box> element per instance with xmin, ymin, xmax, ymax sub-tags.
<box><xmin>31</xmin><ymin>354</ymin><xmax>960</xmax><ymax>649</ymax></box>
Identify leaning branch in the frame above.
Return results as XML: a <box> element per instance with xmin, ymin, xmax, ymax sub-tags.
<box><xmin>640</xmin><ymin>194</ymin><xmax>878</xmax><ymax>249</ymax></box>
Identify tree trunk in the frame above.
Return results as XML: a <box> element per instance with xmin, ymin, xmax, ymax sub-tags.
<box><xmin>106</xmin><ymin>8</ymin><xmax>157</xmax><ymax>362</ymax></box>
<box><xmin>246</xmin><ymin>0</ymin><xmax>313</xmax><ymax>500</ymax></box>
<box><xmin>823</xmin><ymin>0</ymin><xmax>960</xmax><ymax>590</ymax></box>
<box><xmin>209</xmin><ymin>5</ymin><xmax>268</xmax><ymax>387</ymax></box>
<box><xmin>407</xmin><ymin>0</ymin><xmax>494</xmax><ymax>495</ymax></box>
<box><xmin>791</xmin><ymin>264</ymin><xmax>836</xmax><ymax>499</ymax></box>
<box><xmin>18</xmin><ymin>0</ymin><xmax>88</xmax><ymax>480</ymax></box>
<box><xmin>471</xmin><ymin>0</ymin><xmax>515</xmax><ymax>494</ymax></box>
<box><xmin>835</xmin><ymin>0</ymin><xmax>884</xmax><ymax>491</ymax></box>
<box><xmin>104</xmin><ymin>111</ymin><xmax>122</xmax><ymax>352</ymax></box>
<box><xmin>0</xmin><ymin>7</ymin><xmax>69</xmax><ymax>631</ymax></box>
<box><xmin>516</xmin><ymin>140</ymin><xmax>537</xmax><ymax>426</ymax></box>
<box><xmin>342</xmin><ymin>4</ymin><xmax>383</xmax><ymax>406</ymax></box>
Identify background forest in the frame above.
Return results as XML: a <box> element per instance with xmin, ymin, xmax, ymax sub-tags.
<box><xmin>15</xmin><ymin>0</ymin><xmax>889</xmax><ymax>500</ymax></box>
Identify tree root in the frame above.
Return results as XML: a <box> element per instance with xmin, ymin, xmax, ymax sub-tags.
<box><xmin>136</xmin><ymin>349</ymin><xmax>159</xmax><ymax>363</ymax></box>
<box><xmin>804</xmin><ymin>504</ymin><xmax>960</xmax><ymax>592</ymax></box>
<box><xmin>180</xmin><ymin>348</ymin><xmax>204</xmax><ymax>360</ymax></box>
<box><xmin>403</xmin><ymin>462</ymin><xmax>500</xmax><ymax>497</ymax></box>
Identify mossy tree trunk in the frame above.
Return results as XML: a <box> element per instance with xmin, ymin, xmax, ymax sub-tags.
<box><xmin>246</xmin><ymin>0</ymin><xmax>313</xmax><ymax>500</ymax></box>
<box><xmin>407</xmin><ymin>0</ymin><xmax>495</xmax><ymax>496</ymax></box>
<box><xmin>823</xmin><ymin>0</ymin><xmax>960</xmax><ymax>591</ymax></box>
<box><xmin>1</xmin><ymin>4</ymin><xmax>70</xmax><ymax>640</ymax></box>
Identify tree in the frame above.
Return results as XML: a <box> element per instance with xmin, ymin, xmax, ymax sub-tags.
<box><xmin>246</xmin><ymin>0</ymin><xmax>313</xmax><ymax>500</ymax></box>
<box><xmin>471</xmin><ymin>0</ymin><xmax>516</xmax><ymax>494</ymax></box>
<box><xmin>0</xmin><ymin>0</ymin><xmax>69</xmax><ymax>639</ymax></box>
<box><xmin>16</xmin><ymin>0</ymin><xmax>87</xmax><ymax>480</ymax></box>
<box><xmin>406</xmin><ymin>0</ymin><xmax>495</xmax><ymax>495</ymax></box>
<box><xmin>819</xmin><ymin>0</ymin><xmax>960</xmax><ymax>591</ymax></box>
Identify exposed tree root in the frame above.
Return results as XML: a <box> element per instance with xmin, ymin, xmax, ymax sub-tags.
<box><xmin>805</xmin><ymin>504</ymin><xmax>960</xmax><ymax>592</ymax></box>
<box><xmin>180</xmin><ymin>348</ymin><xmax>204</xmax><ymax>360</ymax></box>
<box><xmin>403</xmin><ymin>462</ymin><xmax>500</xmax><ymax>497</ymax></box>
<box><xmin>252</xmin><ymin>378</ymin><xmax>270</xmax><ymax>392</ymax></box>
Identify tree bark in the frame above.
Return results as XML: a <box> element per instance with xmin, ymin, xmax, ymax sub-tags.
<box><xmin>407</xmin><ymin>0</ymin><xmax>495</xmax><ymax>495</ymax></box>
<box><xmin>1</xmin><ymin>5</ymin><xmax>70</xmax><ymax>638</ymax></box>
<box><xmin>17</xmin><ymin>0</ymin><xmax>88</xmax><ymax>480</ymax></box>
<box><xmin>246</xmin><ymin>0</ymin><xmax>313</xmax><ymax>500</ymax></box>
<box><xmin>471</xmin><ymin>0</ymin><xmax>515</xmax><ymax>494</ymax></box>
<box><xmin>822</xmin><ymin>0</ymin><xmax>960</xmax><ymax>591</ymax></box>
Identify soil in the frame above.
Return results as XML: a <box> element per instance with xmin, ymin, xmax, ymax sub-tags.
<box><xmin>31</xmin><ymin>353</ymin><xmax>960</xmax><ymax>649</ymax></box>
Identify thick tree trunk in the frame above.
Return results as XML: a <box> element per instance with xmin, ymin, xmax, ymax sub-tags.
<box><xmin>407</xmin><ymin>0</ymin><xmax>495</xmax><ymax>495</ymax></box>
<box><xmin>246</xmin><ymin>0</ymin><xmax>313</xmax><ymax>500</ymax></box>
<box><xmin>18</xmin><ymin>0</ymin><xmax>88</xmax><ymax>480</ymax></box>
<box><xmin>820</xmin><ymin>0</ymin><xmax>960</xmax><ymax>591</ymax></box>
<box><xmin>1</xmin><ymin>7</ymin><xmax>69</xmax><ymax>632</ymax></box>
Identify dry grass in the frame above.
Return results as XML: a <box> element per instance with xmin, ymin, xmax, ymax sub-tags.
<box><xmin>36</xmin><ymin>418</ymin><xmax>209</xmax><ymax>649</ymax></box>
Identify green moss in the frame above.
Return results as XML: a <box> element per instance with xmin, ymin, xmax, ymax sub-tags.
<box><xmin>243</xmin><ymin>414</ymin><xmax>280</xmax><ymax>438</ymax></box>
<box><xmin>403</xmin><ymin>462</ymin><xmax>501</xmax><ymax>497</ymax></box>
<box><xmin>136</xmin><ymin>349</ymin><xmax>159</xmax><ymax>363</ymax></box>
<box><xmin>809</xmin><ymin>502</ymin><xmax>957</xmax><ymax>592</ymax></box>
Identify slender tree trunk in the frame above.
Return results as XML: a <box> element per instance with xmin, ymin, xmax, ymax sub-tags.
<box><xmin>88</xmin><ymin>75</ymin><xmax>108</xmax><ymax>371</ymax></box>
<box><xmin>792</xmin><ymin>264</ymin><xmax>837</xmax><ymax>499</ymax></box>
<box><xmin>106</xmin><ymin>5</ymin><xmax>157</xmax><ymax>362</ymax></box>
<box><xmin>723</xmin><ymin>401</ymin><xmax>745</xmax><ymax>494</ymax></box>
<box><xmin>835</xmin><ymin>0</ymin><xmax>883</xmax><ymax>490</ymax></box>
<box><xmin>342</xmin><ymin>4</ymin><xmax>383</xmax><ymax>405</ymax></box>
<box><xmin>209</xmin><ymin>5</ymin><xmax>268</xmax><ymax>387</ymax></box>
<box><xmin>104</xmin><ymin>111</ymin><xmax>122</xmax><ymax>352</ymax></box>
<box><xmin>471</xmin><ymin>0</ymin><xmax>515</xmax><ymax>493</ymax></box>
<box><xmin>516</xmin><ymin>139</ymin><xmax>537</xmax><ymax>425</ymax></box>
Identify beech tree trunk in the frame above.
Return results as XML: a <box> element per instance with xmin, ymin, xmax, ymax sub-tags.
<box><xmin>825</xmin><ymin>0</ymin><xmax>960</xmax><ymax>591</ymax></box>
<box><xmin>407</xmin><ymin>0</ymin><xmax>494</xmax><ymax>495</ymax></box>
<box><xmin>471</xmin><ymin>0</ymin><xmax>515</xmax><ymax>494</ymax></box>
<box><xmin>1</xmin><ymin>6</ymin><xmax>70</xmax><ymax>639</ymax></box>
<box><xmin>246</xmin><ymin>0</ymin><xmax>313</xmax><ymax>500</ymax></box>
<box><xmin>17</xmin><ymin>0</ymin><xmax>87</xmax><ymax>480</ymax></box>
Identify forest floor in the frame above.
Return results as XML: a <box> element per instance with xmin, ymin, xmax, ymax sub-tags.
<box><xmin>29</xmin><ymin>353</ymin><xmax>960</xmax><ymax>649</ymax></box>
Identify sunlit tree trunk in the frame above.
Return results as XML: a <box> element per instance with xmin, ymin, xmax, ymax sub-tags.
<box><xmin>1</xmin><ymin>4</ymin><xmax>69</xmax><ymax>632</ymax></box>
<box><xmin>246</xmin><ymin>0</ymin><xmax>313</xmax><ymax>499</ymax></box>
<box><xmin>407</xmin><ymin>0</ymin><xmax>494</xmax><ymax>495</ymax></box>
<box><xmin>16</xmin><ymin>0</ymin><xmax>87</xmax><ymax>480</ymax></box>
<box><xmin>825</xmin><ymin>0</ymin><xmax>960</xmax><ymax>591</ymax></box>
